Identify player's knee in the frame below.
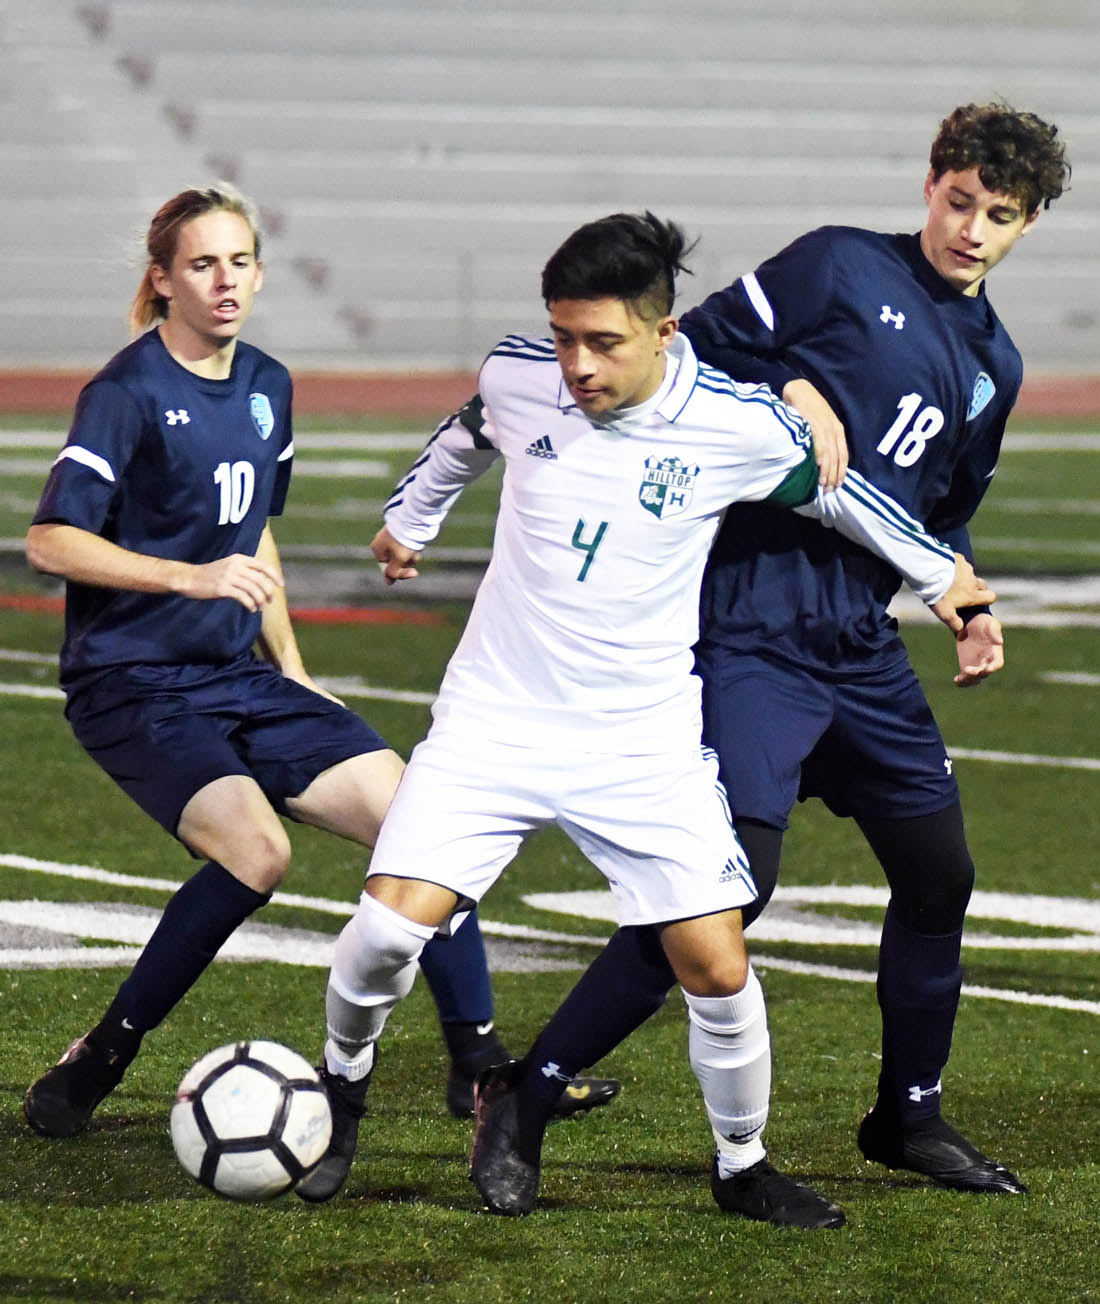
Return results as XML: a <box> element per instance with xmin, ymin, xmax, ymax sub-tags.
<box><xmin>238</xmin><ymin>825</ymin><xmax>293</xmax><ymax>894</ymax></box>
<box><xmin>333</xmin><ymin>891</ymin><xmax>436</xmax><ymax>999</ymax></box>
<box><xmin>673</xmin><ymin>949</ymin><xmax>750</xmax><ymax>998</ymax></box>
<box><xmin>894</xmin><ymin>849</ymin><xmax>974</xmax><ymax>934</ymax></box>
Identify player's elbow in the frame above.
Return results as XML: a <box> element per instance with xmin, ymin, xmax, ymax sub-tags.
<box><xmin>25</xmin><ymin>523</ymin><xmax>66</xmax><ymax>576</ymax></box>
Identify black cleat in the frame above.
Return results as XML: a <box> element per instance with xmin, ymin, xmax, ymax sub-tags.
<box><xmin>857</xmin><ymin>1107</ymin><xmax>1027</xmax><ymax>1195</ymax></box>
<box><xmin>469</xmin><ymin>1063</ymin><xmax>540</xmax><ymax>1216</ymax></box>
<box><xmin>447</xmin><ymin>1064</ymin><xmax>621</xmax><ymax>1121</ymax></box>
<box><xmin>711</xmin><ymin>1157</ymin><xmax>846</xmax><ymax>1228</ymax></box>
<box><xmin>24</xmin><ymin>1035</ymin><xmax>127</xmax><ymax>1137</ymax></box>
<box><xmin>295</xmin><ymin>1058</ymin><xmax>374</xmax><ymax>1203</ymax></box>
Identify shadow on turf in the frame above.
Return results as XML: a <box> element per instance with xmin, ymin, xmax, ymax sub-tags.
<box><xmin>0</xmin><ymin>1273</ymin><xmax>163</xmax><ymax>1303</ymax></box>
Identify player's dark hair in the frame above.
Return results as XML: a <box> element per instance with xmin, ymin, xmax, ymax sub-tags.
<box><xmin>129</xmin><ymin>183</ymin><xmax>263</xmax><ymax>334</ymax></box>
<box><xmin>929</xmin><ymin>102</ymin><xmax>1070</xmax><ymax>214</ymax></box>
<box><xmin>541</xmin><ymin>212</ymin><xmax>695</xmax><ymax>320</ymax></box>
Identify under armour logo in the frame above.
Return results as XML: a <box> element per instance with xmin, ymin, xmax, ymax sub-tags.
<box><xmin>908</xmin><ymin>1079</ymin><xmax>942</xmax><ymax>1103</ymax></box>
<box><xmin>944</xmin><ymin>757</ymin><xmax>954</xmax><ymax>776</ymax></box>
<box><xmin>540</xmin><ymin>1060</ymin><xmax>573</xmax><ymax>1085</ymax></box>
<box><xmin>165</xmin><ymin>409</ymin><xmax>190</xmax><ymax>425</ymax></box>
<box><xmin>880</xmin><ymin>306</ymin><xmax>906</xmax><ymax>330</ymax></box>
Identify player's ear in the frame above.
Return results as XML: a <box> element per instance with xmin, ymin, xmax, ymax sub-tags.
<box><xmin>149</xmin><ymin>264</ymin><xmax>172</xmax><ymax>301</ymax></box>
<box><xmin>656</xmin><ymin>316</ymin><xmax>678</xmax><ymax>353</ymax></box>
<box><xmin>1018</xmin><ymin>209</ymin><xmax>1040</xmax><ymax>239</ymax></box>
<box><xmin>922</xmin><ymin>168</ymin><xmax>937</xmax><ymax>204</ymax></box>
<box><xmin>253</xmin><ymin>260</ymin><xmax>265</xmax><ymax>293</ymax></box>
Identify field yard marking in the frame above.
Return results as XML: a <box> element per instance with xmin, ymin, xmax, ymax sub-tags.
<box><xmin>0</xmin><ymin>853</ymin><xmax>607</xmax><ymax>944</ymax></box>
<box><xmin>949</xmin><ymin>746</ymin><xmax>1100</xmax><ymax>772</ymax></box>
<box><xmin>523</xmin><ymin>887</ymin><xmax>1100</xmax><ymax>952</ymax></box>
<box><xmin>3</xmin><ymin>854</ymin><xmax>1099</xmax><ymax>1013</ymax></box>
<box><xmin>5</xmin><ymin>429</ymin><xmax>1094</xmax><ymax>452</ymax></box>
<box><xmin>5</xmin><ymin>671</ymin><xmax>1100</xmax><ymax>766</ymax></box>
<box><xmin>0</xmin><ymin>680</ymin><xmax>63</xmax><ymax>699</ymax></box>
<box><xmin>1042</xmin><ymin>671</ymin><xmax>1100</xmax><ymax>687</ymax></box>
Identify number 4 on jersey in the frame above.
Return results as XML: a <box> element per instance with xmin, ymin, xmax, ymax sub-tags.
<box><xmin>572</xmin><ymin>519</ymin><xmax>608</xmax><ymax>581</ymax></box>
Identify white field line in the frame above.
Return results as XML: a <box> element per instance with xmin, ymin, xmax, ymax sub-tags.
<box><xmin>4</xmin><ymin>654</ymin><xmax>1100</xmax><ymax>767</ymax></box>
<box><xmin>3</xmin><ymin>854</ymin><xmax>1100</xmax><ymax>1014</ymax></box>
<box><xmin>2</xmin><ymin>430</ymin><xmax>1095</xmax><ymax>453</ymax></box>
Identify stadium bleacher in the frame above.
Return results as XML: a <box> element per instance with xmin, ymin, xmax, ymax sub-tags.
<box><xmin>0</xmin><ymin>0</ymin><xmax>1096</xmax><ymax>373</ymax></box>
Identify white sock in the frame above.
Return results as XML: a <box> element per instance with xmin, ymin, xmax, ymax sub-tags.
<box><xmin>323</xmin><ymin>891</ymin><xmax>437</xmax><ymax>1072</ymax></box>
<box><xmin>683</xmin><ymin>966</ymin><xmax>771</xmax><ymax>1177</ymax></box>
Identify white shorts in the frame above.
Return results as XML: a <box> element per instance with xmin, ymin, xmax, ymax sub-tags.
<box><xmin>367</xmin><ymin>728</ymin><xmax>757</xmax><ymax>928</ymax></box>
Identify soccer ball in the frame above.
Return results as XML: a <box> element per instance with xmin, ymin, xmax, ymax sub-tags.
<box><xmin>170</xmin><ymin>1040</ymin><xmax>332</xmax><ymax>1201</ymax></box>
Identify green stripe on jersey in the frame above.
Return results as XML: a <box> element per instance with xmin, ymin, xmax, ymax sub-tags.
<box><xmin>764</xmin><ymin>453</ymin><xmax>817</xmax><ymax>507</ymax></box>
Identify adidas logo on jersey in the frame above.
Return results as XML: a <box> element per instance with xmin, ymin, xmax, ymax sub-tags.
<box><xmin>525</xmin><ymin>435</ymin><xmax>557</xmax><ymax>460</ymax></box>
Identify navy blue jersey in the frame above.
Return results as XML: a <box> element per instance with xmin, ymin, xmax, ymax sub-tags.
<box><xmin>681</xmin><ymin>227</ymin><xmax>1021</xmax><ymax>670</ymax></box>
<box><xmin>33</xmin><ymin>329</ymin><xmax>294</xmax><ymax>682</ymax></box>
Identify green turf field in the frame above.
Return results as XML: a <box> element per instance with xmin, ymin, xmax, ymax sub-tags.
<box><xmin>1</xmin><ymin>417</ymin><xmax>1098</xmax><ymax>1304</ymax></box>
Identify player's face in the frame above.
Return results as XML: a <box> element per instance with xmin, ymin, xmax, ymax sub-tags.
<box><xmin>920</xmin><ymin>167</ymin><xmax>1038</xmax><ymax>297</ymax></box>
<box><xmin>151</xmin><ymin>210</ymin><xmax>264</xmax><ymax>354</ymax></box>
<box><xmin>549</xmin><ymin>297</ymin><xmax>676</xmax><ymax>417</ymax></box>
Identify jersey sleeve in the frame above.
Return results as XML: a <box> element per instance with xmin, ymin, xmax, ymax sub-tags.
<box><xmin>268</xmin><ymin>396</ymin><xmax>295</xmax><ymax>518</ymax></box>
<box><xmin>382</xmin><ymin>393</ymin><xmax>500</xmax><ymax>550</ymax></box>
<box><xmin>716</xmin><ymin>392</ymin><xmax>956</xmax><ymax>603</ymax></box>
<box><xmin>32</xmin><ymin>380</ymin><xmax>145</xmax><ymax>532</ymax></box>
<box><xmin>797</xmin><ymin>472</ymin><xmax>956</xmax><ymax>602</ymax></box>
<box><xmin>681</xmin><ymin>228</ymin><xmax>837</xmax><ymax>395</ymax></box>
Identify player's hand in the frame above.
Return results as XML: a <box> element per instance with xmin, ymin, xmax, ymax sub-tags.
<box><xmin>782</xmin><ymin>378</ymin><xmax>849</xmax><ymax>491</ymax></box>
<box><xmin>928</xmin><ymin>553</ymin><xmax>996</xmax><ymax>634</ymax></box>
<box><xmin>186</xmin><ymin>553</ymin><xmax>284</xmax><ymax>611</ymax></box>
<box><xmin>953</xmin><ymin>611</ymin><xmax>1005</xmax><ymax>687</ymax></box>
<box><xmin>372</xmin><ymin>525</ymin><xmax>421</xmax><ymax>586</ymax></box>
<box><xmin>285</xmin><ymin>668</ymin><xmax>345</xmax><ymax>705</ymax></box>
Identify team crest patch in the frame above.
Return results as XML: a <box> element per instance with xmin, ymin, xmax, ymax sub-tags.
<box><xmin>639</xmin><ymin>455</ymin><xmax>699</xmax><ymax>519</ymax></box>
<box><xmin>967</xmin><ymin>372</ymin><xmax>996</xmax><ymax>421</ymax></box>
<box><xmin>249</xmin><ymin>392</ymin><xmax>275</xmax><ymax>440</ymax></box>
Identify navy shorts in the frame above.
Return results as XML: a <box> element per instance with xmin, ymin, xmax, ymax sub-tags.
<box><xmin>695</xmin><ymin>640</ymin><xmax>959</xmax><ymax>828</ymax></box>
<box><xmin>64</xmin><ymin>654</ymin><xmax>389</xmax><ymax>838</ymax></box>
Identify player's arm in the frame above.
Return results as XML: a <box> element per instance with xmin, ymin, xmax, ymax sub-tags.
<box><xmin>925</xmin><ymin>399</ymin><xmax>1014</xmax><ymax>683</ymax></box>
<box><xmin>25</xmin><ymin>521</ymin><xmax>283</xmax><ymax>612</ymax></box>
<box><xmin>794</xmin><ymin>473</ymin><xmax>995</xmax><ymax>631</ymax></box>
<box><xmin>682</xmin><ymin>231</ymin><xmax>848</xmax><ymax>489</ymax></box>
<box><xmin>376</xmin><ymin>393</ymin><xmax>500</xmax><ymax>586</ymax></box>
<box><xmin>743</xmin><ymin>435</ymin><xmax>993</xmax><ymax>631</ymax></box>
<box><xmin>251</xmin><ymin>525</ymin><xmax>341</xmax><ymax>700</ymax></box>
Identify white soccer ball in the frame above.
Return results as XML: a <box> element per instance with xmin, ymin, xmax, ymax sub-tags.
<box><xmin>170</xmin><ymin>1040</ymin><xmax>332</xmax><ymax>1201</ymax></box>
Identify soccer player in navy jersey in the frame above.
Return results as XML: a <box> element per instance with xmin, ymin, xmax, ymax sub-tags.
<box><xmin>22</xmin><ymin>184</ymin><xmax>615</xmax><ymax>1141</ymax></box>
<box><xmin>500</xmin><ymin>103</ymin><xmax>1070</xmax><ymax>1198</ymax></box>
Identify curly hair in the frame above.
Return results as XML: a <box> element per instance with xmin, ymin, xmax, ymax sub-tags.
<box><xmin>929</xmin><ymin>102</ymin><xmax>1070</xmax><ymax>214</ymax></box>
<box><xmin>541</xmin><ymin>211</ymin><xmax>696</xmax><ymax>320</ymax></box>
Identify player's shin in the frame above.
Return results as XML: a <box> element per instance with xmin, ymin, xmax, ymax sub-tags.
<box><xmin>683</xmin><ymin>968</ymin><xmax>771</xmax><ymax>1177</ymax></box>
<box><xmin>323</xmin><ymin>892</ymin><xmax>437</xmax><ymax>1077</ymax></box>
<box><xmin>875</xmin><ymin>906</ymin><xmax>962</xmax><ymax>1124</ymax></box>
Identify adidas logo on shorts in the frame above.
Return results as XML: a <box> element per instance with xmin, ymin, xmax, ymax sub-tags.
<box><xmin>525</xmin><ymin>435</ymin><xmax>557</xmax><ymax>460</ymax></box>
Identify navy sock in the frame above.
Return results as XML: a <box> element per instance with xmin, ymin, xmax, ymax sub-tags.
<box><xmin>876</xmin><ymin>905</ymin><xmax>963</xmax><ymax>1126</ymax></box>
<box><xmin>418</xmin><ymin>908</ymin><xmax>495</xmax><ymax>1025</ymax></box>
<box><xmin>441</xmin><ymin>1021</ymin><xmax>510</xmax><ymax>1077</ymax></box>
<box><xmin>517</xmin><ymin>924</ymin><xmax>674</xmax><ymax>1110</ymax></box>
<box><xmin>94</xmin><ymin>861</ymin><xmax>270</xmax><ymax>1048</ymax></box>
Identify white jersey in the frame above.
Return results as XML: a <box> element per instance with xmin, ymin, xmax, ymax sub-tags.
<box><xmin>384</xmin><ymin>332</ymin><xmax>954</xmax><ymax>753</ymax></box>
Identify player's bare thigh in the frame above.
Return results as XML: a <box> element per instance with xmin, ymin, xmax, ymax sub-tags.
<box><xmin>285</xmin><ymin>747</ymin><xmax>405</xmax><ymax>846</ymax></box>
<box><xmin>177</xmin><ymin>773</ymin><xmax>292</xmax><ymax>893</ymax></box>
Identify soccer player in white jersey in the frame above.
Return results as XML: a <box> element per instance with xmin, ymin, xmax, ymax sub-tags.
<box><xmin>296</xmin><ymin>212</ymin><xmax>994</xmax><ymax>1223</ymax></box>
